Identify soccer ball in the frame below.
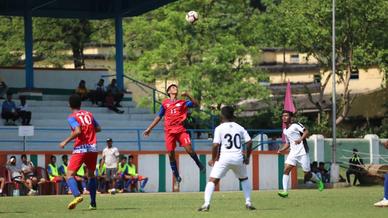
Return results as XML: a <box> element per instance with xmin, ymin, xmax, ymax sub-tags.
<box><xmin>185</xmin><ymin>11</ymin><xmax>198</xmax><ymax>24</ymax></box>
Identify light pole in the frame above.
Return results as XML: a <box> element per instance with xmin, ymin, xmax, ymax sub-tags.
<box><xmin>331</xmin><ymin>0</ymin><xmax>339</xmax><ymax>182</ymax></box>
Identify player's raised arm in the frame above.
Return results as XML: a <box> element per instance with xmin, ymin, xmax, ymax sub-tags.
<box><xmin>181</xmin><ymin>92</ymin><xmax>198</xmax><ymax>107</ymax></box>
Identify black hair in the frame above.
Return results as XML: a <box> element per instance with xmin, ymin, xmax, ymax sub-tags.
<box><xmin>6</xmin><ymin>90</ymin><xmax>12</xmax><ymax>96</ymax></box>
<box><xmin>50</xmin><ymin>155</ymin><xmax>56</xmax><ymax>160</ymax></box>
<box><xmin>69</xmin><ymin>94</ymin><xmax>82</xmax><ymax>109</ymax></box>
<box><xmin>62</xmin><ymin>154</ymin><xmax>68</xmax><ymax>159</ymax></box>
<box><xmin>221</xmin><ymin>106</ymin><xmax>235</xmax><ymax>120</ymax></box>
<box><xmin>312</xmin><ymin>161</ymin><xmax>318</xmax><ymax>166</ymax></box>
<box><xmin>318</xmin><ymin>162</ymin><xmax>325</xmax><ymax>166</ymax></box>
<box><xmin>166</xmin><ymin>84</ymin><xmax>178</xmax><ymax>97</ymax></box>
<box><xmin>10</xmin><ymin>155</ymin><xmax>16</xmax><ymax>160</ymax></box>
<box><xmin>282</xmin><ymin>110</ymin><xmax>294</xmax><ymax>117</ymax></box>
<box><xmin>120</xmin><ymin>155</ymin><xmax>127</xmax><ymax>161</ymax></box>
<box><xmin>21</xmin><ymin>154</ymin><xmax>27</xmax><ymax>159</ymax></box>
<box><xmin>128</xmin><ymin>155</ymin><xmax>134</xmax><ymax>159</ymax></box>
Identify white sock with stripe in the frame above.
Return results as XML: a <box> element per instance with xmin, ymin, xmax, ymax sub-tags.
<box><xmin>204</xmin><ymin>182</ymin><xmax>215</xmax><ymax>206</ymax></box>
<box><xmin>282</xmin><ymin>174</ymin><xmax>289</xmax><ymax>192</ymax></box>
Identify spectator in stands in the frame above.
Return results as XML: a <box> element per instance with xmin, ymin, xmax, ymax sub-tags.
<box><xmin>96</xmin><ymin>158</ymin><xmax>107</xmax><ymax>193</ymax></box>
<box><xmin>58</xmin><ymin>155</ymin><xmax>68</xmax><ymax>177</ymax></box>
<box><xmin>127</xmin><ymin>154</ymin><xmax>148</xmax><ymax>192</ymax></box>
<box><xmin>75</xmin><ymin>80</ymin><xmax>89</xmax><ymax>101</ymax></box>
<box><xmin>1</xmin><ymin>91</ymin><xmax>19</xmax><ymax>125</ymax></box>
<box><xmin>346</xmin><ymin>148</ymin><xmax>365</xmax><ymax>186</ymax></box>
<box><xmin>0</xmin><ymin>80</ymin><xmax>8</xmax><ymax>99</ymax></box>
<box><xmin>0</xmin><ymin>176</ymin><xmax>5</xmax><ymax>195</ymax></box>
<box><xmin>47</xmin><ymin>155</ymin><xmax>66</xmax><ymax>191</ymax></box>
<box><xmin>91</xmin><ymin>79</ymin><xmax>106</xmax><ymax>106</ymax></box>
<box><xmin>58</xmin><ymin>154</ymin><xmax>69</xmax><ymax>194</ymax></box>
<box><xmin>6</xmin><ymin>156</ymin><xmax>36</xmax><ymax>195</ymax></box>
<box><xmin>106</xmin><ymin>79</ymin><xmax>124</xmax><ymax>107</ymax></box>
<box><xmin>114</xmin><ymin>155</ymin><xmax>130</xmax><ymax>193</ymax></box>
<box><xmin>20</xmin><ymin>154</ymin><xmax>44</xmax><ymax>193</ymax></box>
<box><xmin>105</xmin><ymin>90</ymin><xmax>124</xmax><ymax>114</ymax></box>
<box><xmin>318</xmin><ymin>162</ymin><xmax>330</xmax><ymax>183</ymax></box>
<box><xmin>101</xmin><ymin>138</ymin><xmax>120</xmax><ymax>194</ymax></box>
<box><xmin>306</xmin><ymin>161</ymin><xmax>321</xmax><ymax>183</ymax></box>
<box><xmin>17</xmin><ymin>96</ymin><xmax>32</xmax><ymax>125</ymax></box>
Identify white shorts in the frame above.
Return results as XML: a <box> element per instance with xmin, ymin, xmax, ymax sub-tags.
<box><xmin>285</xmin><ymin>154</ymin><xmax>311</xmax><ymax>172</ymax></box>
<box><xmin>209</xmin><ymin>158</ymin><xmax>248</xmax><ymax>179</ymax></box>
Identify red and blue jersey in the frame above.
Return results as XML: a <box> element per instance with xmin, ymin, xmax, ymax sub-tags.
<box><xmin>158</xmin><ymin>99</ymin><xmax>194</xmax><ymax>134</ymax></box>
<box><xmin>67</xmin><ymin>110</ymin><xmax>99</xmax><ymax>154</ymax></box>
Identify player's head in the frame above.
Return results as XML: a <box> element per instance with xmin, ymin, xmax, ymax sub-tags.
<box><xmin>50</xmin><ymin>155</ymin><xmax>56</xmax><ymax>164</ymax></box>
<box><xmin>318</xmin><ymin>162</ymin><xmax>325</xmax><ymax>168</ymax></box>
<box><xmin>21</xmin><ymin>154</ymin><xmax>27</xmax><ymax>162</ymax></box>
<box><xmin>120</xmin><ymin>155</ymin><xmax>127</xmax><ymax>164</ymax></box>
<box><xmin>62</xmin><ymin>154</ymin><xmax>68</xmax><ymax>163</ymax></box>
<box><xmin>9</xmin><ymin>156</ymin><xmax>16</xmax><ymax>165</ymax></box>
<box><xmin>106</xmin><ymin>138</ymin><xmax>113</xmax><ymax>148</ymax></box>
<box><xmin>166</xmin><ymin>84</ymin><xmax>178</xmax><ymax>97</ymax></box>
<box><xmin>69</xmin><ymin>94</ymin><xmax>81</xmax><ymax>110</ymax></box>
<box><xmin>352</xmin><ymin>148</ymin><xmax>359</xmax><ymax>154</ymax></box>
<box><xmin>99</xmin><ymin>158</ymin><xmax>103</xmax><ymax>164</ymax></box>
<box><xmin>282</xmin><ymin>110</ymin><xmax>293</xmax><ymax>124</ymax></box>
<box><xmin>128</xmin><ymin>155</ymin><xmax>134</xmax><ymax>164</ymax></box>
<box><xmin>311</xmin><ymin>161</ymin><xmax>318</xmax><ymax>168</ymax></box>
<box><xmin>221</xmin><ymin>106</ymin><xmax>235</xmax><ymax>122</ymax></box>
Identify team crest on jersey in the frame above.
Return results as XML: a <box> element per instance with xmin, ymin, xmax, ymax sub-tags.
<box><xmin>176</xmin><ymin>103</ymin><xmax>181</xmax><ymax>107</ymax></box>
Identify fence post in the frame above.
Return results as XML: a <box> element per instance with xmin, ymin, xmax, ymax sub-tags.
<box><xmin>364</xmin><ymin>134</ymin><xmax>380</xmax><ymax>164</ymax></box>
<box><xmin>153</xmin><ymin>90</ymin><xmax>156</xmax><ymax>114</ymax></box>
<box><xmin>137</xmin><ymin>130</ymin><xmax>142</xmax><ymax>151</ymax></box>
<box><xmin>309</xmin><ymin>134</ymin><xmax>325</xmax><ymax>162</ymax></box>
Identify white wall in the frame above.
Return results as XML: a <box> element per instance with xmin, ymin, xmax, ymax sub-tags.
<box><xmin>0</xmin><ymin>68</ymin><xmax>110</xmax><ymax>89</ymax></box>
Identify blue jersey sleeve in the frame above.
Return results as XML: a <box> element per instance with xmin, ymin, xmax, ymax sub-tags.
<box><xmin>185</xmin><ymin>100</ymin><xmax>194</xmax><ymax>107</ymax></box>
<box><xmin>92</xmin><ymin>117</ymin><xmax>99</xmax><ymax>127</ymax></box>
<box><xmin>158</xmin><ymin>105</ymin><xmax>165</xmax><ymax>117</ymax></box>
<box><xmin>67</xmin><ymin>117</ymin><xmax>80</xmax><ymax>129</ymax></box>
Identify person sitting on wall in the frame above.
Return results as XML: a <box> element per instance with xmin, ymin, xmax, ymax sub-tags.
<box><xmin>17</xmin><ymin>96</ymin><xmax>32</xmax><ymax>125</ymax></box>
<box><xmin>346</xmin><ymin>148</ymin><xmax>365</xmax><ymax>186</ymax></box>
<box><xmin>6</xmin><ymin>156</ymin><xmax>36</xmax><ymax>195</ymax></box>
<box><xmin>1</xmin><ymin>91</ymin><xmax>19</xmax><ymax>125</ymax></box>
<box><xmin>90</xmin><ymin>79</ymin><xmax>106</xmax><ymax>106</ymax></box>
<box><xmin>75</xmin><ymin>80</ymin><xmax>90</xmax><ymax>101</ymax></box>
<box><xmin>105</xmin><ymin>90</ymin><xmax>124</xmax><ymax>114</ymax></box>
<box><xmin>106</xmin><ymin>79</ymin><xmax>124</xmax><ymax>107</ymax></box>
<box><xmin>0</xmin><ymin>80</ymin><xmax>8</xmax><ymax>99</ymax></box>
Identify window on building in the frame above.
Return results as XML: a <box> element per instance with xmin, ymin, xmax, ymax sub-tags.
<box><xmin>290</xmin><ymin>54</ymin><xmax>299</xmax><ymax>63</ymax></box>
<box><xmin>314</xmin><ymin>74</ymin><xmax>321</xmax><ymax>83</ymax></box>
<box><xmin>350</xmin><ymin>68</ymin><xmax>359</xmax><ymax>80</ymax></box>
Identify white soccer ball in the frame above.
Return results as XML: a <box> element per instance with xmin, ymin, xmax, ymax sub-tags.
<box><xmin>185</xmin><ymin>11</ymin><xmax>198</xmax><ymax>24</ymax></box>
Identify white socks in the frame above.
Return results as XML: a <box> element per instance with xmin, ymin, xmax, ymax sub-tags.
<box><xmin>240</xmin><ymin>179</ymin><xmax>252</xmax><ymax>204</ymax></box>
<box><xmin>204</xmin><ymin>182</ymin><xmax>215</xmax><ymax>206</ymax></box>
<box><xmin>282</xmin><ymin>174</ymin><xmax>289</xmax><ymax>192</ymax></box>
<box><xmin>310</xmin><ymin>172</ymin><xmax>319</xmax><ymax>182</ymax></box>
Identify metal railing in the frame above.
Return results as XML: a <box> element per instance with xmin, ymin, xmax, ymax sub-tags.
<box><xmin>0</xmin><ymin>127</ymin><xmax>283</xmax><ymax>151</ymax></box>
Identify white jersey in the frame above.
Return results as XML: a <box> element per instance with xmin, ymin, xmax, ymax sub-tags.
<box><xmin>283</xmin><ymin>122</ymin><xmax>309</xmax><ymax>157</ymax></box>
<box><xmin>213</xmin><ymin>122</ymin><xmax>251</xmax><ymax>160</ymax></box>
<box><xmin>102</xmin><ymin>147</ymin><xmax>120</xmax><ymax>169</ymax></box>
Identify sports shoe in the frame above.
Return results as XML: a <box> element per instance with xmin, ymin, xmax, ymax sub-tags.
<box><xmin>278</xmin><ymin>191</ymin><xmax>288</xmax><ymax>198</ymax></box>
<box><xmin>139</xmin><ymin>188</ymin><xmax>145</xmax><ymax>193</ymax></box>
<box><xmin>67</xmin><ymin>196</ymin><xmax>83</xmax><ymax>210</ymax></box>
<box><xmin>245</xmin><ymin>203</ymin><xmax>256</xmax><ymax>210</ymax></box>
<box><xmin>374</xmin><ymin>199</ymin><xmax>388</xmax><ymax>207</ymax></box>
<box><xmin>89</xmin><ymin>205</ymin><xmax>97</xmax><ymax>210</ymax></box>
<box><xmin>198</xmin><ymin>204</ymin><xmax>210</xmax><ymax>212</ymax></box>
<box><xmin>108</xmin><ymin>189</ymin><xmax>116</xmax><ymax>194</ymax></box>
<box><xmin>317</xmin><ymin>180</ymin><xmax>324</xmax><ymax>192</ymax></box>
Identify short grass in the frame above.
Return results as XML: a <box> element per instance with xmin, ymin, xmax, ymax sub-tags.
<box><xmin>0</xmin><ymin>186</ymin><xmax>386</xmax><ymax>218</ymax></box>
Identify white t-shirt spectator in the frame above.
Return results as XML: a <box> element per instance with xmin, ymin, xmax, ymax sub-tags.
<box><xmin>102</xmin><ymin>147</ymin><xmax>119</xmax><ymax>169</ymax></box>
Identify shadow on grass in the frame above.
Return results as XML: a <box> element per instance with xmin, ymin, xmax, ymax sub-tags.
<box><xmin>80</xmin><ymin>207</ymin><xmax>140</xmax><ymax>211</ymax></box>
<box><xmin>0</xmin><ymin>211</ymin><xmax>27</xmax><ymax>214</ymax></box>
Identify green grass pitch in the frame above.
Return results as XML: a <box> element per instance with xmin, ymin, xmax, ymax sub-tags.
<box><xmin>0</xmin><ymin>186</ymin><xmax>386</xmax><ymax>218</ymax></box>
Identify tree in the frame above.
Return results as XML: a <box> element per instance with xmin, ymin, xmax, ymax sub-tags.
<box><xmin>0</xmin><ymin>17</ymin><xmax>24</xmax><ymax>66</ymax></box>
<box><xmin>123</xmin><ymin>0</ymin><xmax>270</xmax><ymax>111</ymax></box>
<box><xmin>263</xmin><ymin>0</ymin><xmax>388</xmax><ymax>124</ymax></box>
